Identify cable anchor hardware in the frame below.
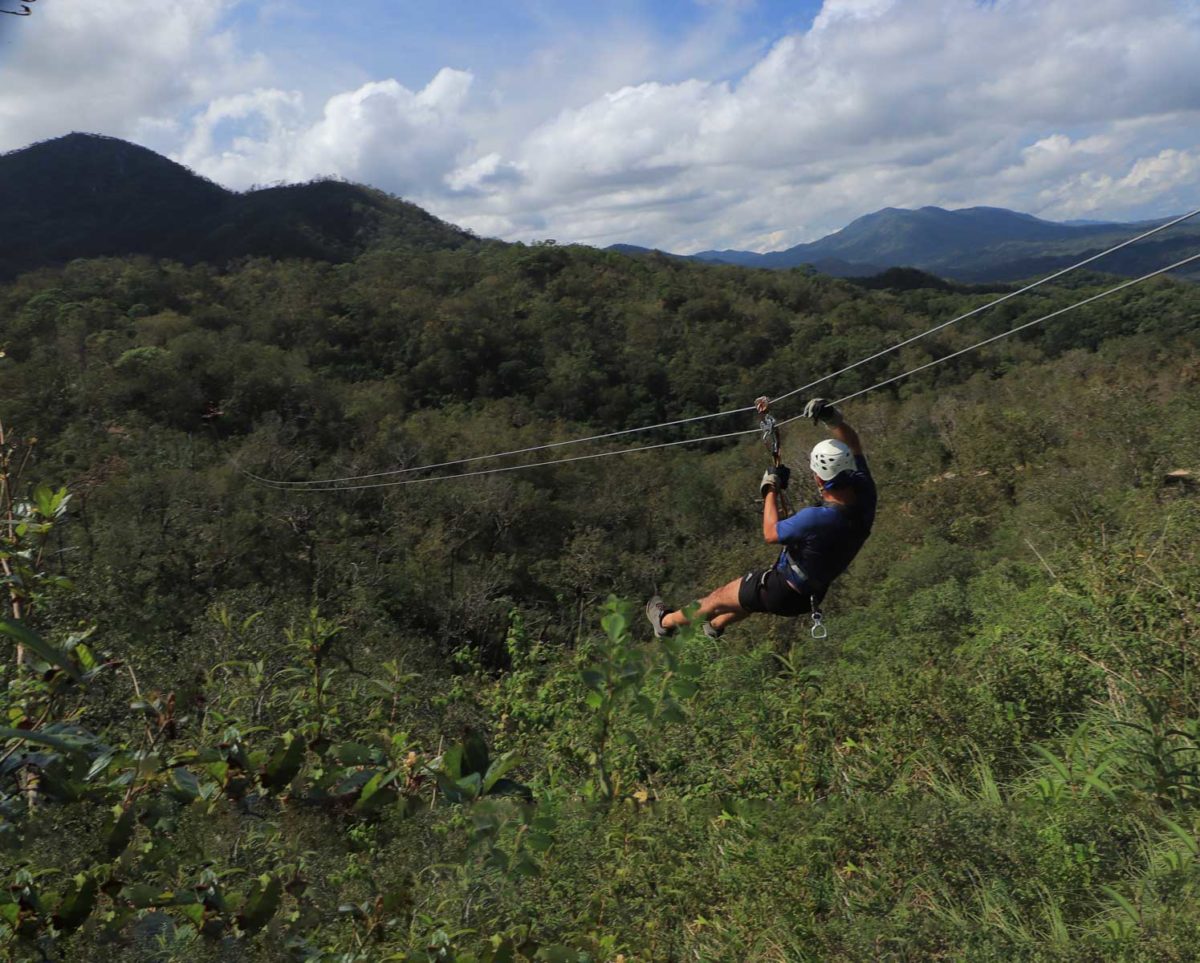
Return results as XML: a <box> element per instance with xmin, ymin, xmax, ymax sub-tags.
<box><xmin>755</xmin><ymin>396</ymin><xmax>782</xmax><ymax>465</ymax></box>
<box><xmin>755</xmin><ymin>396</ymin><xmax>790</xmax><ymax>518</ymax></box>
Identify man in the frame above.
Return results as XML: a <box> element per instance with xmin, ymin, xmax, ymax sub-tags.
<box><xmin>646</xmin><ymin>398</ymin><xmax>876</xmax><ymax>638</ymax></box>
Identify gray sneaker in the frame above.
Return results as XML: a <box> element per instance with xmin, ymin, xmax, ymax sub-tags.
<box><xmin>702</xmin><ymin>622</ymin><xmax>723</xmax><ymax>640</ymax></box>
<box><xmin>645</xmin><ymin>596</ymin><xmax>670</xmax><ymax>638</ymax></box>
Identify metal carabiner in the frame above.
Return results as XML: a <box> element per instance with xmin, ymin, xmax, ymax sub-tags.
<box><xmin>810</xmin><ymin>599</ymin><xmax>827</xmax><ymax>640</ymax></box>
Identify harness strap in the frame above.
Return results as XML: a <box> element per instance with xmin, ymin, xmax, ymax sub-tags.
<box><xmin>785</xmin><ymin>557</ymin><xmax>825</xmax><ymax>593</ymax></box>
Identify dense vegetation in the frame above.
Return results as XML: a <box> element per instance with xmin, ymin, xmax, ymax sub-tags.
<box><xmin>1</xmin><ymin>233</ymin><xmax>1198</xmax><ymax>961</ymax></box>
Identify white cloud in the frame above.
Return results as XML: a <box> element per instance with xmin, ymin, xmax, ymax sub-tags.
<box><xmin>812</xmin><ymin>0</ymin><xmax>898</xmax><ymax>30</ymax></box>
<box><xmin>3</xmin><ymin>0</ymin><xmax>1199</xmax><ymax>252</ymax></box>
<box><xmin>0</xmin><ymin>0</ymin><xmax>264</xmax><ymax>152</ymax></box>
<box><xmin>175</xmin><ymin>69</ymin><xmax>477</xmax><ymax>195</ymax></box>
<box><xmin>1031</xmin><ymin>146</ymin><xmax>1200</xmax><ymax>219</ymax></box>
<box><xmin>436</xmin><ymin>0</ymin><xmax>1200</xmax><ymax>250</ymax></box>
<box><xmin>445</xmin><ymin>152</ymin><xmax>525</xmax><ymax>194</ymax></box>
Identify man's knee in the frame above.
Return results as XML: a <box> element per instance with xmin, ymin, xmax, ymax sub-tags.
<box><xmin>706</xmin><ymin>579</ymin><xmax>744</xmax><ymax>614</ymax></box>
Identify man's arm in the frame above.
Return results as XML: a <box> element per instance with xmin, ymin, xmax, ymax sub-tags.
<box><xmin>828</xmin><ymin>420</ymin><xmax>863</xmax><ymax>457</ymax></box>
<box><xmin>763</xmin><ymin>490</ymin><xmax>782</xmax><ymax>543</ymax></box>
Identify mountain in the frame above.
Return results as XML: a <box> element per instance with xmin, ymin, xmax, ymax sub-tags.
<box><xmin>0</xmin><ymin>133</ymin><xmax>476</xmax><ymax>278</ymax></box>
<box><xmin>765</xmin><ymin>206</ymin><xmax>1090</xmax><ymax>268</ymax></box>
<box><xmin>631</xmin><ymin>206</ymin><xmax>1200</xmax><ymax>282</ymax></box>
<box><xmin>5</xmin><ymin>135</ymin><xmax>1194</xmax><ymax>285</ymax></box>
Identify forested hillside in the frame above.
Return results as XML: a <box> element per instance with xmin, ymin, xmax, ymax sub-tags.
<box><xmin>1</xmin><ymin>236</ymin><xmax>1199</xmax><ymax>961</ymax></box>
<box><xmin>654</xmin><ymin>206</ymin><xmax>1200</xmax><ymax>283</ymax></box>
<box><xmin>0</xmin><ymin>134</ymin><xmax>478</xmax><ymax>280</ymax></box>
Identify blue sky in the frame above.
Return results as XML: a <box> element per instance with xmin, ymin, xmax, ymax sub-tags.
<box><xmin>1</xmin><ymin>0</ymin><xmax>1198</xmax><ymax>251</ymax></box>
<box><xmin>224</xmin><ymin>1</ymin><xmax>822</xmax><ymax>91</ymax></box>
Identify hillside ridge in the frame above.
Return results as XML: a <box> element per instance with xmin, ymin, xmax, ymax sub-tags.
<box><xmin>0</xmin><ymin>132</ymin><xmax>476</xmax><ymax>278</ymax></box>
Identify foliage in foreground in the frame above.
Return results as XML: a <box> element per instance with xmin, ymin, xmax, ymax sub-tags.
<box><xmin>0</xmin><ymin>242</ymin><xmax>1198</xmax><ymax>959</ymax></box>
<box><xmin>3</xmin><ymin>465</ymin><xmax>1200</xmax><ymax>960</ymax></box>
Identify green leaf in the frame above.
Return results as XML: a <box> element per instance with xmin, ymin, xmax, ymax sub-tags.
<box><xmin>72</xmin><ymin>641</ymin><xmax>97</xmax><ymax>673</ymax></box>
<box><xmin>354</xmin><ymin>770</ymin><xmax>399</xmax><ymax>813</ymax></box>
<box><xmin>482</xmin><ymin>751</ymin><xmax>520</xmax><ymax>794</ymax></box>
<box><xmin>1100</xmin><ymin>886</ymin><xmax>1141</xmax><ymax>925</ymax></box>
<box><xmin>433</xmin><ymin>770</ymin><xmax>468</xmax><ymax>804</ymax></box>
<box><xmin>332</xmin><ymin>770</ymin><xmax>377</xmax><ymax>796</ymax></box>
<box><xmin>106</xmin><ymin>805</ymin><xmax>137</xmax><ymax>858</ymax></box>
<box><xmin>463</xmin><ymin>730</ymin><xmax>490</xmax><ymax>777</ymax></box>
<box><xmin>121</xmin><ymin>884</ymin><xmax>163</xmax><ymax>909</ymax></box>
<box><xmin>485</xmin><ymin>938</ymin><xmax>518</xmax><ymax>963</ymax></box>
<box><xmin>659</xmin><ymin>702</ymin><xmax>687</xmax><ymax>724</ymax></box>
<box><xmin>333</xmin><ymin>742</ymin><xmax>382</xmax><ymax>766</ymax></box>
<box><xmin>357</xmin><ymin>770</ymin><xmax>387</xmax><ymax>803</ymax></box>
<box><xmin>0</xmin><ymin>726</ymin><xmax>92</xmax><ymax>757</ymax></box>
<box><xmin>441</xmin><ymin>744</ymin><xmax>465</xmax><ymax>780</ymax></box>
<box><xmin>670</xmin><ymin>678</ymin><xmax>699</xmax><ymax>700</ymax></box>
<box><xmin>455</xmin><ymin>771</ymin><xmax>483</xmax><ymax>800</ymax></box>
<box><xmin>584</xmin><ymin>690</ymin><xmax>603</xmax><ymax>710</ymax></box>
<box><xmin>487</xmin><ymin>778</ymin><xmax>533</xmax><ymax>802</ymax></box>
<box><xmin>52</xmin><ymin>874</ymin><xmax>98</xmax><ymax>933</ymax></box>
<box><xmin>1031</xmin><ymin>744</ymin><xmax>1071</xmax><ymax>782</ymax></box>
<box><xmin>535</xmin><ymin>947</ymin><xmax>576</xmax><ymax>962</ymax></box>
<box><xmin>261</xmin><ymin>733</ymin><xmax>305</xmax><ymax>791</ymax></box>
<box><xmin>237</xmin><ymin>875</ymin><xmax>282</xmax><ymax>935</ymax></box>
<box><xmin>1160</xmin><ymin>815</ymin><xmax>1199</xmax><ymax>855</ymax></box>
<box><xmin>580</xmin><ymin>668</ymin><xmax>605</xmax><ymax>691</ymax></box>
<box><xmin>168</xmin><ymin>767</ymin><xmax>201</xmax><ymax>802</ymax></box>
<box><xmin>33</xmin><ymin>484</ymin><xmax>56</xmax><ymax>518</ymax></box>
<box><xmin>0</xmin><ymin>620</ymin><xmax>81</xmax><ymax>682</ymax></box>
<box><xmin>510</xmin><ymin>856</ymin><xmax>541</xmax><ymax>878</ymax></box>
<box><xmin>601</xmin><ymin>611</ymin><xmax>627</xmax><ymax>642</ymax></box>
<box><xmin>1081</xmin><ymin>771</ymin><xmax>1117</xmax><ymax>801</ymax></box>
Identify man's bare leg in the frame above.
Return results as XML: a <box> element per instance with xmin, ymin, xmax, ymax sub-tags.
<box><xmin>710</xmin><ymin>610</ymin><xmax>749</xmax><ymax>632</ymax></box>
<box><xmin>661</xmin><ymin>576</ymin><xmax>745</xmax><ymax>631</ymax></box>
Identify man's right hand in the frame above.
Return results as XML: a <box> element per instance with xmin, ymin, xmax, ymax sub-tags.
<box><xmin>760</xmin><ymin>465</ymin><xmax>790</xmax><ymax>497</ymax></box>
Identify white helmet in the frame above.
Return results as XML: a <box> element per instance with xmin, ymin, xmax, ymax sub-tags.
<box><xmin>810</xmin><ymin>439</ymin><xmax>855</xmax><ymax>482</ymax></box>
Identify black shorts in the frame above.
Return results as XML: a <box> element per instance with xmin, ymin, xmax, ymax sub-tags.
<box><xmin>737</xmin><ymin>568</ymin><xmax>814</xmax><ymax>617</ymax></box>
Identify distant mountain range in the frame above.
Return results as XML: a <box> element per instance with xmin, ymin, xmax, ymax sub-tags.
<box><xmin>611</xmin><ymin>205</ymin><xmax>1200</xmax><ymax>283</ymax></box>
<box><xmin>0</xmin><ymin>133</ymin><xmax>476</xmax><ymax>279</ymax></box>
<box><xmin>1</xmin><ymin>133</ymin><xmax>1195</xmax><ymax>285</ymax></box>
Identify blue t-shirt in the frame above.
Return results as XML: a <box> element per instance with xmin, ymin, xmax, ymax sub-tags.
<box><xmin>773</xmin><ymin>454</ymin><xmax>877</xmax><ymax>593</ymax></box>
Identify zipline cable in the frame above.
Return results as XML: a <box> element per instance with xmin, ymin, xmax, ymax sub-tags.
<box><xmin>240</xmin><ymin>402</ymin><xmax>758</xmax><ymax>488</ymax></box>
<box><xmin>251</xmin><ymin>250</ymin><xmax>1200</xmax><ymax>492</ymax></box>
<box><xmin>245</xmin><ymin>207</ymin><xmax>1200</xmax><ymax>489</ymax></box>
<box><xmin>245</xmin><ymin>425</ymin><xmax>761</xmax><ymax>492</ymax></box>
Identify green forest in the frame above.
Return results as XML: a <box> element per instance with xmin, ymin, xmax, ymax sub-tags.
<box><xmin>1</xmin><ymin>232</ymin><xmax>1199</xmax><ymax>961</ymax></box>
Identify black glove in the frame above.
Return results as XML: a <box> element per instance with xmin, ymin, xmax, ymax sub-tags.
<box><xmin>760</xmin><ymin>464</ymin><xmax>790</xmax><ymax>498</ymax></box>
<box><xmin>803</xmin><ymin>398</ymin><xmax>843</xmax><ymax>427</ymax></box>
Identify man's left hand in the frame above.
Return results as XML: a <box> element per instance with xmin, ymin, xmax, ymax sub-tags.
<box><xmin>803</xmin><ymin>398</ymin><xmax>844</xmax><ymax>426</ymax></box>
